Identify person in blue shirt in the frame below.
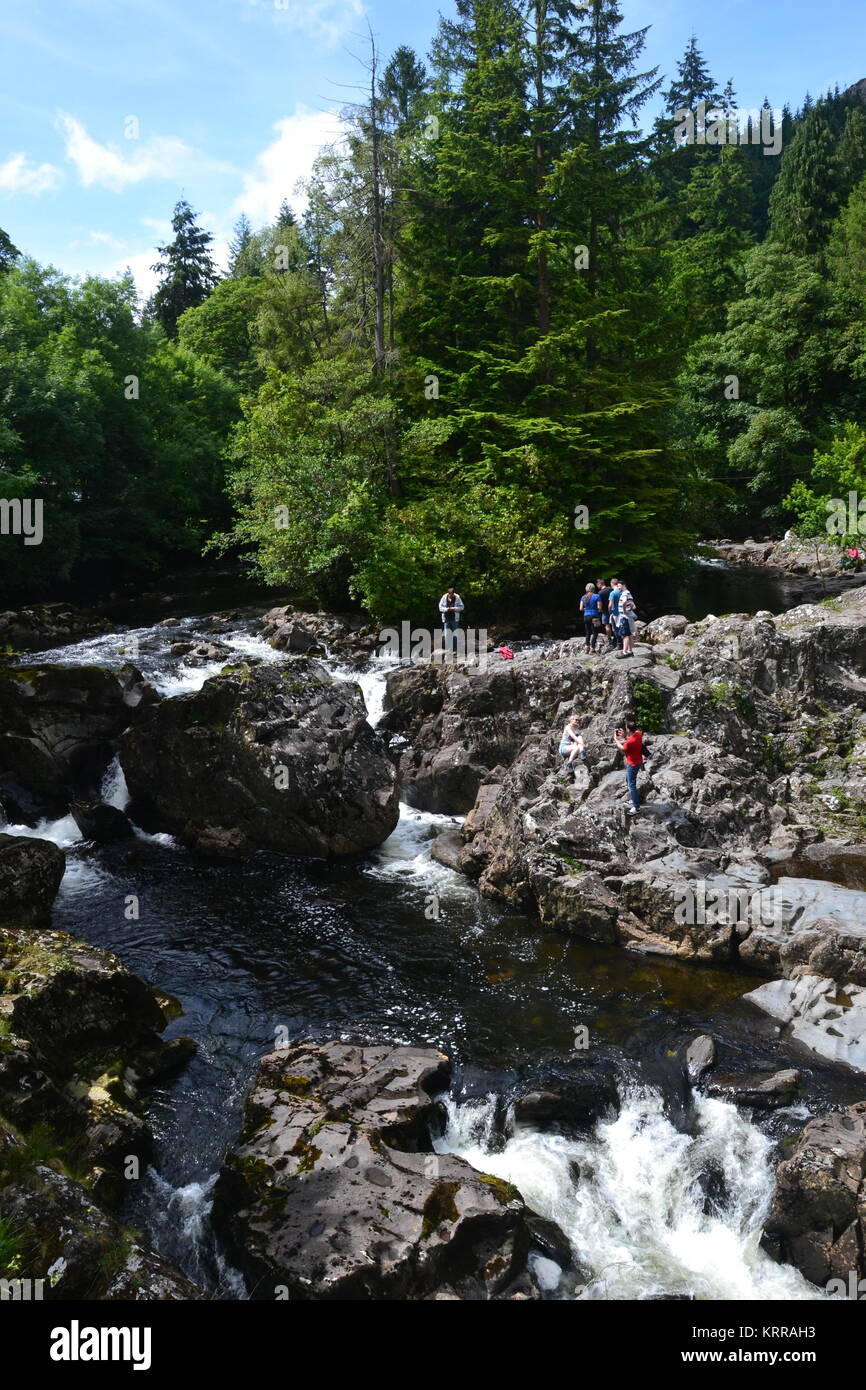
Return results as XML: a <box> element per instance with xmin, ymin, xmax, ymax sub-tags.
<box><xmin>579</xmin><ymin>583</ymin><xmax>602</xmax><ymax>653</ymax></box>
<box><xmin>607</xmin><ymin>577</ymin><xmax>622</xmax><ymax>650</ymax></box>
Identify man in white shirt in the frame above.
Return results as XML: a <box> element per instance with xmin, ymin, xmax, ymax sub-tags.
<box><xmin>616</xmin><ymin>581</ymin><xmax>637</xmax><ymax>658</ymax></box>
<box><xmin>439</xmin><ymin>587</ymin><xmax>465</xmax><ymax>654</ymax></box>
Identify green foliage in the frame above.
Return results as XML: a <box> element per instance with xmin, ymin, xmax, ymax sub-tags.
<box><xmin>769</xmin><ymin>108</ymin><xmax>841</xmax><ymax>256</ymax></box>
<box><xmin>631</xmin><ymin>679</ymin><xmax>666</xmax><ymax>733</ymax></box>
<box><xmin>4</xmin><ymin>21</ymin><xmax>865</xmax><ymax>611</ymax></box>
<box><xmin>0</xmin><ymin>226</ymin><xmax>20</xmax><ymax>275</ymax></box>
<box><xmin>0</xmin><ymin>1214</ymin><xmax>23</xmax><ymax>1273</ymax></box>
<box><xmin>0</xmin><ymin>259</ymin><xmax>237</xmax><ymax>601</ymax></box>
<box><xmin>784</xmin><ymin>423</ymin><xmax>866</xmax><ymax>544</ymax></box>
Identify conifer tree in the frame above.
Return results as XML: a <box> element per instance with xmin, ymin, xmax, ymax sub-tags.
<box><xmin>149</xmin><ymin>200</ymin><xmax>220</xmax><ymax>336</ymax></box>
<box><xmin>228</xmin><ymin>213</ymin><xmax>256</xmax><ymax>278</ymax></box>
<box><xmin>768</xmin><ymin>106</ymin><xmax>841</xmax><ymax>256</ymax></box>
<box><xmin>838</xmin><ymin>105</ymin><xmax>866</xmax><ymax>201</ymax></box>
<box><xmin>381</xmin><ymin>46</ymin><xmax>428</xmax><ymax>132</ymax></box>
<box><xmin>663</xmin><ymin>34</ymin><xmax>722</xmax><ymax>123</ymax></box>
<box><xmin>0</xmin><ymin>226</ymin><xmax>19</xmax><ymax>275</ymax></box>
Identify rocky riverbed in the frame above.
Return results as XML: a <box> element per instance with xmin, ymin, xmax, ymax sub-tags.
<box><xmin>0</xmin><ymin>582</ymin><xmax>864</xmax><ymax>1301</ymax></box>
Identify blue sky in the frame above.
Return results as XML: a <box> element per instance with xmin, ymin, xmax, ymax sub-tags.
<box><xmin>1</xmin><ymin>0</ymin><xmax>864</xmax><ymax>300</ymax></box>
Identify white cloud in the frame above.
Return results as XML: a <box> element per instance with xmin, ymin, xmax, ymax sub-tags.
<box><xmin>113</xmin><ymin>248</ymin><xmax>161</xmax><ymax>304</ymax></box>
<box><xmin>229</xmin><ymin>107</ymin><xmax>343</xmax><ymax>226</ymax></box>
<box><xmin>88</xmin><ymin>230</ymin><xmax>125</xmax><ymax>250</ymax></box>
<box><xmin>245</xmin><ymin>0</ymin><xmax>365</xmax><ymax>47</ymax></box>
<box><xmin>56</xmin><ymin>112</ymin><xmax>232</xmax><ymax>192</ymax></box>
<box><xmin>0</xmin><ymin>152</ymin><xmax>63</xmax><ymax>196</ymax></box>
<box><xmin>141</xmin><ymin>216</ymin><xmax>175</xmax><ymax>241</ymax></box>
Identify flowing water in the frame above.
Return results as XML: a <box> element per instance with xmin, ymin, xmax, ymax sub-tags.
<box><xmin>3</xmin><ymin>579</ymin><xmax>864</xmax><ymax>1300</ymax></box>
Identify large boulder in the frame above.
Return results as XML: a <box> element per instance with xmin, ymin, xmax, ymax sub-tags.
<box><xmin>212</xmin><ymin>1040</ymin><xmax>552</xmax><ymax>1300</ymax></box>
<box><xmin>0</xmin><ymin>835</ymin><xmax>65</xmax><ymax>925</ymax></box>
<box><xmin>261</xmin><ymin>607</ymin><xmax>379</xmax><ymax>658</ymax></box>
<box><xmin>704</xmin><ymin>1068</ymin><xmax>801</xmax><ymax>1109</ymax></box>
<box><xmin>738</xmin><ymin>879</ymin><xmax>866</xmax><ymax>984</ymax></box>
<box><xmin>0</xmin><ymin>926</ymin><xmax>165</xmax><ymax>1062</ymax></box>
<box><xmin>119</xmin><ymin>659</ymin><xmax>400</xmax><ymax>857</ymax></box>
<box><xmin>512</xmin><ymin>1061</ymin><xmax>620</xmax><ymax>1133</ymax></box>
<box><xmin>383</xmin><ymin>660</ymin><xmax>591</xmax><ymax>814</ymax></box>
<box><xmin>0</xmin><ymin>663</ymin><xmax>156</xmax><ymax>821</ymax></box>
<box><xmin>69</xmin><ymin>801</ymin><xmax>134</xmax><ymax>845</ymax></box>
<box><xmin>763</xmin><ymin>1103</ymin><xmax>866</xmax><ymax>1288</ymax></box>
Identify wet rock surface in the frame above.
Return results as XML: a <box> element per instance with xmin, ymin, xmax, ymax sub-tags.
<box><xmin>0</xmin><ymin>604</ymin><xmax>115</xmax><ymax>655</ymax></box>
<box><xmin>119</xmin><ymin>658</ymin><xmax>400</xmax><ymax>857</ymax></box>
<box><xmin>0</xmin><ymin>663</ymin><xmax>156</xmax><ymax>821</ymax></box>
<box><xmin>261</xmin><ymin>607</ymin><xmax>379</xmax><ymax>659</ymax></box>
<box><xmin>711</xmin><ymin>537</ymin><xmax>857</xmax><ymax>581</ymax></box>
<box><xmin>213</xmin><ymin>1040</ymin><xmax>558</xmax><ymax>1300</ymax></box>
<box><xmin>0</xmin><ymin>834</ymin><xmax>65</xmax><ymax>924</ymax></box>
<box><xmin>0</xmin><ymin>1118</ymin><xmax>204</xmax><ymax>1300</ymax></box>
<box><xmin>705</xmin><ymin>1068</ymin><xmax>801</xmax><ymax>1109</ymax></box>
<box><xmin>764</xmin><ymin>1102</ymin><xmax>866</xmax><ymax>1288</ymax></box>
<box><xmin>0</xmin><ymin>924</ymin><xmax>191</xmax><ymax>1176</ymax></box>
<box><xmin>744</xmin><ymin>976</ymin><xmax>866</xmax><ymax>1073</ymax></box>
<box><xmin>0</xmin><ymin>897</ymin><xmax>201</xmax><ymax>1297</ymax></box>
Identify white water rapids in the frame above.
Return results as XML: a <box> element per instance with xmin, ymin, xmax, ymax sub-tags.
<box><xmin>435</xmin><ymin>1090</ymin><xmax>824</xmax><ymax>1300</ymax></box>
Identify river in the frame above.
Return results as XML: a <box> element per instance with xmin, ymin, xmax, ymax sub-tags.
<box><xmin>2</xmin><ymin>569</ymin><xmax>863</xmax><ymax>1300</ymax></box>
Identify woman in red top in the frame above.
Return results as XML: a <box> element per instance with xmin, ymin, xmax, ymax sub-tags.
<box><xmin>614</xmin><ymin>720</ymin><xmax>643</xmax><ymax>815</ymax></box>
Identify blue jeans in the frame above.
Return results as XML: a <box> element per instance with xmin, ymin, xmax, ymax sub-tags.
<box><xmin>443</xmin><ymin>624</ymin><xmax>459</xmax><ymax>653</ymax></box>
<box><xmin>625</xmin><ymin>762</ymin><xmax>641</xmax><ymax>811</ymax></box>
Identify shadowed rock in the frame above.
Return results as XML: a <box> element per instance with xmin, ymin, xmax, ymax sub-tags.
<box><xmin>0</xmin><ymin>835</ymin><xmax>65</xmax><ymax>925</ymax></box>
<box><xmin>213</xmin><ymin>1040</ymin><xmax>555</xmax><ymax>1300</ymax></box>
<box><xmin>119</xmin><ymin>659</ymin><xmax>400</xmax><ymax>858</ymax></box>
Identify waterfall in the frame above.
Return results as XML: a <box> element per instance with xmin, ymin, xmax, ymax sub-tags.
<box><xmin>435</xmin><ymin>1088</ymin><xmax>826</xmax><ymax>1302</ymax></box>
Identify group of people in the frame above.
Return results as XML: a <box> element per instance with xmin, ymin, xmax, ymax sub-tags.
<box><xmin>559</xmin><ymin>714</ymin><xmax>645</xmax><ymax>815</ymax></box>
<box><xmin>578</xmin><ymin>579</ymin><xmax>637</xmax><ymax>658</ymax></box>
<box><xmin>436</xmin><ymin>587</ymin><xmax>646</xmax><ymax>815</ymax></box>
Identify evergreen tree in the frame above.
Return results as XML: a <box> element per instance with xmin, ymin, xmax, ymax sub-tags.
<box><xmin>228</xmin><ymin>213</ymin><xmax>256</xmax><ymax>278</ymax></box>
<box><xmin>768</xmin><ymin>107</ymin><xmax>841</xmax><ymax>256</ymax></box>
<box><xmin>381</xmin><ymin>46</ymin><xmax>428</xmax><ymax>131</ymax></box>
<box><xmin>838</xmin><ymin>105</ymin><xmax>866</xmax><ymax>200</ymax></box>
<box><xmin>0</xmin><ymin>226</ymin><xmax>20</xmax><ymax>275</ymax></box>
<box><xmin>149</xmin><ymin>199</ymin><xmax>220</xmax><ymax>337</ymax></box>
<box><xmin>663</xmin><ymin>34</ymin><xmax>722</xmax><ymax>121</ymax></box>
<box><xmin>665</xmin><ymin>144</ymin><xmax>754</xmax><ymax>341</ymax></box>
<box><xmin>276</xmin><ymin>199</ymin><xmax>296</xmax><ymax>231</ymax></box>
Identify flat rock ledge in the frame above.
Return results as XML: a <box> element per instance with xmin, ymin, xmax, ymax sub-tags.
<box><xmin>745</xmin><ymin>975</ymin><xmax>866</xmax><ymax>1073</ymax></box>
<box><xmin>213</xmin><ymin>1040</ymin><xmax>557</xmax><ymax>1300</ymax></box>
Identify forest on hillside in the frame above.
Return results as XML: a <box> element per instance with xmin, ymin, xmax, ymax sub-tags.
<box><xmin>2</xmin><ymin>0</ymin><xmax>866</xmax><ymax>620</ymax></box>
